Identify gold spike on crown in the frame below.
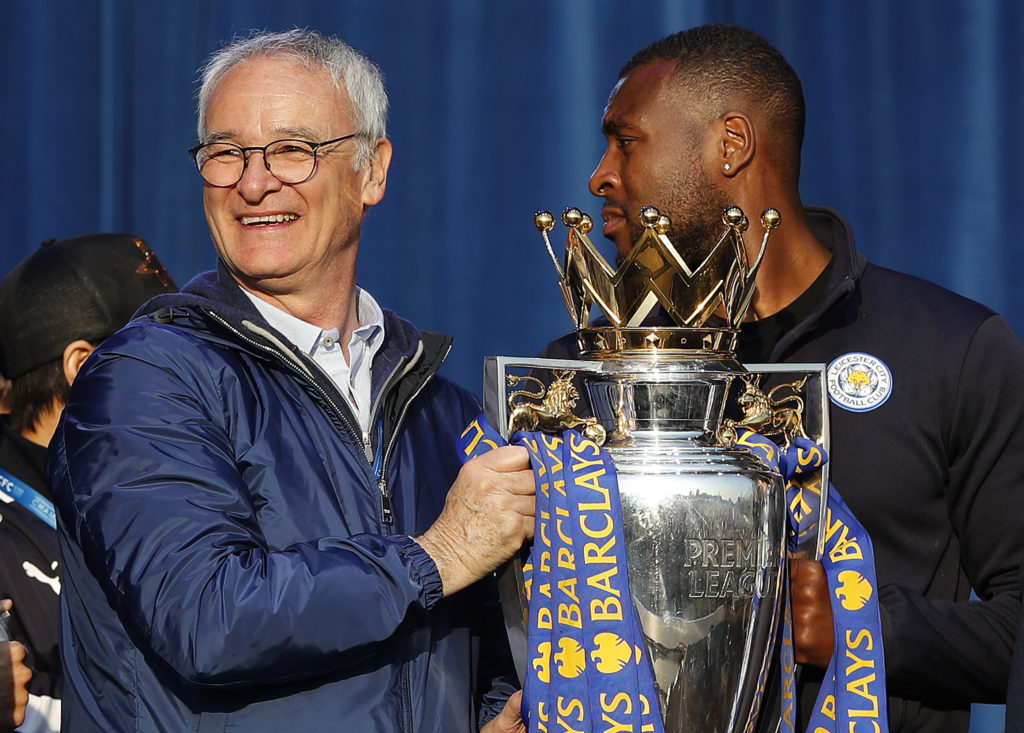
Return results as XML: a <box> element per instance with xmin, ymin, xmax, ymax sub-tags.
<box><xmin>535</xmin><ymin>205</ymin><xmax>780</xmax><ymax>357</ymax></box>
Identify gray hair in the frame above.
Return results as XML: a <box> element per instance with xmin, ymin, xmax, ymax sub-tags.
<box><xmin>196</xmin><ymin>28</ymin><xmax>388</xmax><ymax>170</ymax></box>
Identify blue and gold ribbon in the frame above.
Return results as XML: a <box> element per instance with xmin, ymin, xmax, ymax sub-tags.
<box><xmin>459</xmin><ymin>415</ymin><xmax>885</xmax><ymax>733</ymax></box>
<box><xmin>737</xmin><ymin>430</ymin><xmax>888</xmax><ymax>733</ymax></box>
<box><xmin>459</xmin><ymin>415</ymin><xmax>664</xmax><ymax>733</ymax></box>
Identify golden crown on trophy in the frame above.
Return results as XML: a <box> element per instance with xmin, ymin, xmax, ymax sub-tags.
<box><xmin>534</xmin><ymin>205</ymin><xmax>780</xmax><ymax>355</ymax></box>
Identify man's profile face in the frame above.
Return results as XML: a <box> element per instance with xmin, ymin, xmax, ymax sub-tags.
<box><xmin>589</xmin><ymin>61</ymin><xmax>729</xmax><ymax>264</ymax></box>
<box><xmin>201</xmin><ymin>55</ymin><xmax>383</xmax><ymax>297</ymax></box>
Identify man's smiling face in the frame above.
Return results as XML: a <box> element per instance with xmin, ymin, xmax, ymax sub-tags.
<box><xmin>200</xmin><ymin>55</ymin><xmax>377</xmax><ymax>297</ymax></box>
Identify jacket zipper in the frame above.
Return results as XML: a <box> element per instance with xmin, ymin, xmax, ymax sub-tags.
<box><xmin>372</xmin><ymin>341</ymin><xmax>446</xmax><ymax>529</ymax></box>
<box><xmin>370</xmin><ymin>419</ymin><xmax>392</xmax><ymax>525</ymax></box>
<box><xmin>371</xmin><ymin>345</ymin><xmax>439</xmax><ymax>733</ymax></box>
<box><xmin>362</xmin><ymin>348</ymin><xmax>417</xmax><ymax>528</ymax></box>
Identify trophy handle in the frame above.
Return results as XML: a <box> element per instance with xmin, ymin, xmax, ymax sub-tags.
<box><xmin>741</xmin><ymin>363</ymin><xmax>830</xmax><ymax>561</ymax></box>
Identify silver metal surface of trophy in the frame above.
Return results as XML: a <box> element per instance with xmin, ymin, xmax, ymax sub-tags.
<box><xmin>483</xmin><ymin>206</ymin><xmax>829</xmax><ymax>732</ymax></box>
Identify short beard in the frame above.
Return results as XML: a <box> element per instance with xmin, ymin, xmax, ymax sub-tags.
<box><xmin>621</xmin><ymin>165</ymin><xmax>731</xmax><ymax>268</ymax></box>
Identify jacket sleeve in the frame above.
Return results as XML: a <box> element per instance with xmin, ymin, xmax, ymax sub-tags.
<box><xmin>50</xmin><ymin>328</ymin><xmax>444</xmax><ymax>689</ymax></box>
<box><xmin>472</xmin><ymin>574</ymin><xmax>519</xmax><ymax>727</ymax></box>
<box><xmin>879</xmin><ymin>314</ymin><xmax>1024</xmax><ymax>703</ymax></box>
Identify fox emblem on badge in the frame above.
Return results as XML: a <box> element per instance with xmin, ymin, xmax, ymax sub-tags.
<box><xmin>827</xmin><ymin>352</ymin><xmax>893</xmax><ymax>412</ymax></box>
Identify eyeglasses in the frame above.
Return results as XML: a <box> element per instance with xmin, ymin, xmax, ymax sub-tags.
<box><xmin>188</xmin><ymin>133</ymin><xmax>363</xmax><ymax>187</ymax></box>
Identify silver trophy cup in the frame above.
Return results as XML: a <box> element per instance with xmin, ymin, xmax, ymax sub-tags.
<box><xmin>485</xmin><ymin>206</ymin><xmax>828</xmax><ymax>732</ymax></box>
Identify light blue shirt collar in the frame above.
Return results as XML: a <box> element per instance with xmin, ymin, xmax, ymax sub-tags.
<box><xmin>241</xmin><ymin>286</ymin><xmax>385</xmax><ymax>436</ymax></box>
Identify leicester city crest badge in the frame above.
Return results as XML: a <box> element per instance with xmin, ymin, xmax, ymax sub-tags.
<box><xmin>826</xmin><ymin>352</ymin><xmax>893</xmax><ymax>412</ymax></box>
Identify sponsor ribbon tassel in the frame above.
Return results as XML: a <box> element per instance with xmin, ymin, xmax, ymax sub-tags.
<box><xmin>738</xmin><ymin>429</ymin><xmax>888</xmax><ymax>733</ymax></box>
<box><xmin>459</xmin><ymin>415</ymin><xmax>663</xmax><ymax>733</ymax></box>
<box><xmin>458</xmin><ymin>415</ymin><xmax>886</xmax><ymax>733</ymax></box>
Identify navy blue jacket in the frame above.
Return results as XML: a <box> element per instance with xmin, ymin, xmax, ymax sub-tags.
<box><xmin>49</xmin><ymin>265</ymin><xmax>516</xmax><ymax>732</ymax></box>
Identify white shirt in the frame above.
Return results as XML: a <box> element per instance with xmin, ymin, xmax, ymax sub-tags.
<box><xmin>241</xmin><ymin>287</ymin><xmax>385</xmax><ymax>438</ymax></box>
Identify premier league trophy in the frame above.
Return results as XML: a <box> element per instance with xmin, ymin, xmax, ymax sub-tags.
<box><xmin>482</xmin><ymin>205</ymin><xmax>829</xmax><ymax>732</ymax></box>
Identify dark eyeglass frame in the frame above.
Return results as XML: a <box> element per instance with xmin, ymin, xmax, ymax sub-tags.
<box><xmin>187</xmin><ymin>132</ymin><xmax>363</xmax><ymax>187</ymax></box>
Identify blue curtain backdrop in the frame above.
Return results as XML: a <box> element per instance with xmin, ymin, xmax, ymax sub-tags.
<box><xmin>3</xmin><ymin>0</ymin><xmax>1024</xmax><ymax>395</ymax></box>
<box><xmin>1</xmin><ymin>0</ymin><xmax>1021</xmax><ymax>728</ymax></box>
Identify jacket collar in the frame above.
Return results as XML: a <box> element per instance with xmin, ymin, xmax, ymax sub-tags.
<box><xmin>769</xmin><ymin>206</ymin><xmax>865</xmax><ymax>360</ymax></box>
<box><xmin>138</xmin><ymin>261</ymin><xmax>450</xmax><ymax>396</ymax></box>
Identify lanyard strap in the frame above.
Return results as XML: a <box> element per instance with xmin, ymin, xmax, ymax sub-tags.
<box><xmin>737</xmin><ymin>429</ymin><xmax>888</xmax><ymax>733</ymax></box>
<box><xmin>458</xmin><ymin>416</ymin><xmax>887</xmax><ymax>733</ymax></box>
<box><xmin>459</xmin><ymin>415</ymin><xmax>664</xmax><ymax>733</ymax></box>
<box><xmin>0</xmin><ymin>466</ymin><xmax>57</xmax><ymax>529</ymax></box>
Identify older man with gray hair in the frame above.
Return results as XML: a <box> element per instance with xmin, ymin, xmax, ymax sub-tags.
<box><xmin>50</xmin><ymin>29</ymin><xmax>530</xmax><ymax>732</ymax></box>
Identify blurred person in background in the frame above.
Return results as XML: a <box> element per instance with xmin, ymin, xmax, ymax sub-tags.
<box><xmin>0</xmin><ymin>235</ymin><xmax>176</xmax><ymax>732</ymax></box>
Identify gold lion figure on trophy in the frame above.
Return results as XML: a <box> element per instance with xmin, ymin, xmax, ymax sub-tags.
<box><xmin>719</xmin><ymin>374</ymin><xmax>809</xmax><ymax>448</ymax></box>
<box><xmin>506</xmin><ymin>370</ymin><xmax>607</xmax><ymax>445</ymax></box>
